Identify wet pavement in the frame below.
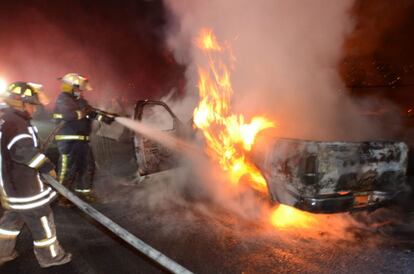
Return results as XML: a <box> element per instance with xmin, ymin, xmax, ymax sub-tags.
<box><xmin>1</xmin><ymin>131</ymin><xmax>414</xmax><ymax>274</ymax></box>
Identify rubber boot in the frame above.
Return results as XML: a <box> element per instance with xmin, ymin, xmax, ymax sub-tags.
<box><xmin>34</xmin><ymin>241</ymin><xmax>72</xmax><ymax>268</ymax></box>
<box><xmin>0</xmin><ymin>238</ymin><xmax>18</xmax><ymax>266</ymax></box>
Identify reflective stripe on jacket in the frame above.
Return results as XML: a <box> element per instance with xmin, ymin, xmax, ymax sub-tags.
<box><xmin>53</xmin><ymin>92</ymin><xmax>92</xmax><ymax>137</ymax></box>
<box><xmin>0</xmin><ymin>108</ymin><xmax>56</xmax><ymax>211</ymax></box>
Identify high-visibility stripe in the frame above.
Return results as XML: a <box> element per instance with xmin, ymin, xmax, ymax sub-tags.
<box><xmin>7</xmin><ymin>134</ymin><xmax>32</xmax><ymax>150</ymax></box>
<box><xmin>50</xmin><ymin>244</ymin><xmax>57</xmax><ymax>257</ymax></box>
<box><xmin>40</xmin><ymin>216</ymin><xmax>58</xmax><ymax>257</ymax></box>
<box><xmin>37</xmin><ymin>174</ymin><xmax>44</xmax><ymax>192</ymax></box>
<box><xmin>34</xmin><ymin>236</ymin><xmax>57</xmax><ymax>247</ymax></box>
<box><xmin>59</xmin><ymin>154</ymin><xmax>68</xmax><ymax>183</ymax></box>
<box><xmin>0</xmin><ymin>228</ymin><xmax>20</xmax><ymax>236</ymax></box>
<box><xmin>53</xmin><ymin>113</ymin><xmax>63</xmax><ymax>119</ymax></box>
<box><xmin>7</xmin><ymin>191</ymin><xmax>57</xmax><ymax>210</ymax></box>
<box><xmin>55</xmin><ymin>135</ymin><xmax>89</xmax><ymax>141</ymax></box>
<box><xmin>28</xmin><ymin>127</ymin><xmax>38</xmax><ymax>147</ymax></box>
<box><xmin>41</xmin><ymin>216</ymin><xmax>52</xmax><ymax>238</ymax></box>
<box><xmin>74</xmin><ymin>189</ymin><xmax>91</xmax><ymax>193</ymax></box>
<box><xmin>5</xmin><ymin>187</ymin><xmax>52</xmax><ymax>203</ymax></box>
<box><xmin>28</xmin><ymin>153</ymin><xmax>47</xmax><ymax>168</ymax></box>
<box><xmin>0</xmin><ymin>132</ymin><xmax>7</xmax><ymax>198</ymax></box>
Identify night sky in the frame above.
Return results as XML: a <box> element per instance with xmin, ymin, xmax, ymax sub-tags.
<box><xmin>342</xmin><ymin>0</ymin><xmax>414</xmax><ymax>106</ymax></box>
<box><xmin>0</xmin><ymin>0</ymin><xmax>184</xmax><ymax>103</ymax></box>
<box><xmin>0</xmin><ymin>0</ymin><xmax>413</xmax><ymax>106</ymax></box>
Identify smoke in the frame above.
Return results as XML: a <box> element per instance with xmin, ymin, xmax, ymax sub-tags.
<box><xmin>345</xmin><ymin>0</ymin><xmax>414</xmax><ymax>59</ymax></box>
<box><xmin>95</xmin><ymin>0</ymin><xmax>411</xmax><ymax>243</ymax></box>
<box><xmin>154</xmin><ymin>0</ymin><xmax>407</xmax><ymax>239</ymax></box>
<box><xmin>163</xmin><ymin>0</ymin><xmax>407</xmax><ymax>141</ymax></box>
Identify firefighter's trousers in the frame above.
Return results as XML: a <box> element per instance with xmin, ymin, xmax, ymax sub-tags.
<box><xmin>57</xmin><ymin>140</ymin><xmax>95</xmax><ymax>193</ymax></box>
<box><xmin>0</xmin><ymin>205</ymin><xmax>68</xmax><ymax>266</ymax></box>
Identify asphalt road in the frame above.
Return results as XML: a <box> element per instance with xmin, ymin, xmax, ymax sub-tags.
<box><xmin>1</xmin><ymin>129</ymin><xmax>414</xmax><ymax>274</ymax></box>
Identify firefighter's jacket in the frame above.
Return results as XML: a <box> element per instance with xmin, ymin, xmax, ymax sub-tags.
<box><xmin>53</xmin><ymin>92</ymin><xmax>92</xmax><ymax>140</ymax></box>
<box><xmin>0</xmin><ymin>108</ymin><xmax>56</xmax><ymax>211</ymax></box>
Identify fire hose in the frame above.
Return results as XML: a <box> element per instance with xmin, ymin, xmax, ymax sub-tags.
<box><xmin>40</xmin><ymin>120</ymin><xmax>65</xmax><ymax>151</ymax></box>
<box><xmin>41</xmin><ymin>174</ymin><xmax>193</xmax><ymax>274</ymax></box>
<box><xmin>40</xmin><ymin>112</ymin><xmax>193</xmax><ymax>273</ymax></box>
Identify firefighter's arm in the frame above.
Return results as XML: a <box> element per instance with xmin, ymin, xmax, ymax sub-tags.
<box><xmin>53</xmin><ymin>97</ymin><xmax>87</xmax><ymax>121</ymax></box>
<box><xmin>8</xmin><ymin>136</ymin><xmax>55</xmax><ymax>174</ymax></box>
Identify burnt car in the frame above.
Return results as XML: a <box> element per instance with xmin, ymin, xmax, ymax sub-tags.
<box><xmin>252</xmin><ymin>138</ymin><xmax>408</xmax><ymax>213</ymax></box>
<box><xmin>132</xmin><ymin>100</ymin><xmax>410</xmax><ymax>214</ymax></box>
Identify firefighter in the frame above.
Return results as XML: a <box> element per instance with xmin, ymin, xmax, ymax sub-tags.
<box><xmin>0</xmin><ymin>81</ymin><xmax>71</xmax><ymax>267</ymax></box>
<box><xmin>53</xmin><ymin>73</ymin><xmax>114</xmax><ymax>205</ymax></box>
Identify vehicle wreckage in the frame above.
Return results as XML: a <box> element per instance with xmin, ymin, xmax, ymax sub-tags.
<box><xmin>131</xmin><ymin>100</ymin><xmax>409</xmax><ymax>214</ymax></box>
<box><xmin>31</xmin><ymin>99</ymin><xmax>410</xmax><ymax>214</ymax></box>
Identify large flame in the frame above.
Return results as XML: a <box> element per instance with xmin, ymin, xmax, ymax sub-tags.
<box><xmin>193</xmin><ymin>29</ymin><xmax>274</xmax><ymax>191</ymax></box>
<box><xmin>270</xmin><ymin>205</ymin><xmax>318</xmax><ymax>229</ymax></box>
<box><xmin>193</xmin><ymin>28</ymin><xmax>318</xmax><ymax>229</ymax></box>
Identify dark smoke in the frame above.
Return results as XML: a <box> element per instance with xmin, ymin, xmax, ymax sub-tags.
<box><xmin>342</xmin><ymin>0</ymin><xmax>414</xmax><ymax>107</ymax></box>
<box><xmin>0</xmin><ymin>0</ymin><xmax>184</xmax><ymax>108</ymax></box>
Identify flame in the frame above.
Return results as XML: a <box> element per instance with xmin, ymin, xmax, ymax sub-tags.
<box><xmin>193</xmin><ymin>29</ymin><xmax>319</xmax><ymax>230</ymax></box>
<box><xmin>196</xmin><ymin>29</ymin><xmax>223</xmax><ymax>51</ymax></box>
<box><xmin>270</xmin><ymin>205</ymin><xmax>318</xmax><ymax>229</ymax></box>
<box><xmin>193</xmin><ymin>29</ymin><xmax>274</xmax><ymax>191</ymax></box>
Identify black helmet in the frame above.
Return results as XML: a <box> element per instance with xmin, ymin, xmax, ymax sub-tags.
<box><xmin>5</xmin><ymin>81</ymin><xmax>43</xmax><ymax>107</ymax></box>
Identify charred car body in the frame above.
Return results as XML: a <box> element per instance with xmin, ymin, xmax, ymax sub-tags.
<box><xmin>132</xmin><ymin>100</ymin><xmax>410</xmax><ymax>214</ymax></box>
<box><xmin>252</xmin><ymin>138</ymin><xmax>408</xmax><ymax>213</ymax></box>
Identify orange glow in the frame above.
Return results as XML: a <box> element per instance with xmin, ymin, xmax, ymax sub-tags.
<box><xmin>270</xmin><ymin>205</ymin><xmax>318</xmax><ymax>229</ymax></box>
<box><xmin>193</xmin><ymin>29</ymin><xmax>275</xmax><ymax>191</ymax></box>
<box><xmin>196</xmin><ymin>29</ymin><xmax>223</xmax><ymax>51</ymax></box>
<box><xmin>193</xmin><ymin>29</ymin><xmax>319</xmax><ymax>230</ymax></box>
<box><xmin>0</xmin><ymin>78</ymin><xmax>7</xmax><ymax>95</ymax></box>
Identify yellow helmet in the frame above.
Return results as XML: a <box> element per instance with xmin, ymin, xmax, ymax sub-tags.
<box><xmin>4</xmin><ymin>81</ymin><xmax>49</xmax><ymax>108</ymax></box>
<box><xmin>59</xmin><ymin>73</ymin><xmax>92</xmax><ymax>93</ymax></box>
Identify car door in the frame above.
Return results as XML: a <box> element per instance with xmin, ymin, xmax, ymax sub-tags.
<box><xmin>133</xmin><ymin>100</ymin><xmax>189</xmax><ymax>175</ymax></box>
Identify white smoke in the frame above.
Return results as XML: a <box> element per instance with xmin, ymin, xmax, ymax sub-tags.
<box><xmin>163</xmin><ymin>0</ymin><xmax>399</xmax><ymax>141</ymax></box>
<box><xmin>156</xmin><ymin>0</ymin><xmax>387</xmax><ymax>236</ymax></box>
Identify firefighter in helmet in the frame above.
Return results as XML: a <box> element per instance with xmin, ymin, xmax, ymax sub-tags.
<box><xmin>53</xmin><ymin>73</ymin><xmax>113</xmax><ymax>205</ymax></box>
<box><xmin>0</xmin><ymin>81</ymin><xmax>71</xmax><ymax>267</ymax></box>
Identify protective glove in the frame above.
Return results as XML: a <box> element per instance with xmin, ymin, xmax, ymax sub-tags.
<box><xmin>81</xmin><ymin>105</ymin><xmax>97</xmax><ymax>119</ymax></box>
<box><xmin>48</xmin><ymin>169</ymin><xmax>57</xmax><ymax>179</ymax></box>
<box><xmin>87</xmin><ymin>109</ymin><xmax>98</xmax><ymax>119</ymax></box>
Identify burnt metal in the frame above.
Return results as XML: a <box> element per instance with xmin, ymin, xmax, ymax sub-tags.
<box><xmin>132</xmin><ymin>100</ymin><xmax>410</xmax><ymax>214</ymax></box>
<box><xmin>295</xmin><ymin>193</ymin><xmax>355</xmax><ymax>214</ymax></box>
<box><xmin>132</xmin><ymin>100</ymin><xmax>190</xmax><ymax>175</ymax></box>
<box><xmin>253</xmin><ymin>138</ymin><xmax>409</xmax><ymax>213</ymax></box>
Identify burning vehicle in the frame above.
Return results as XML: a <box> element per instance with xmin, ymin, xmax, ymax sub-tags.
<box><xmin>132</xmin><ymin>99</ymin><xmax>409</xmax><ymax>214</ymax></box>
<box><xmin>24</xmin><ymin>29</ymin><xmax>408</xmax><ymax>218</ymax></box>
<box><xmin>131</xmin><ymin>29</ymin><xmax>409</xmax><ymax>215</ymax></box>
<box><xmin>28</xmin><ymin>29</ymin><xmax>409</xmax><ymax>216</ymax></box>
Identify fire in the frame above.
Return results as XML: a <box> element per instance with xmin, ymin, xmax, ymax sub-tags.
<box><xmin>193</xmin><ymin>29</ymin><xmax>274</xmax><ymax>191</ymax></box>
<box><xmin>193</xmin><ymin>29</ymin><xmax>319</xmax><ymax>230</ymax></box>
<box><xmin>197</xmin><ymin>29</ymin><xmax>222</xmax><ymax>51</ymax></box>
<box><xmin>270</xmin><ymin>205</ymin><xmax>318</xmax><ymax>229</ymax></box>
